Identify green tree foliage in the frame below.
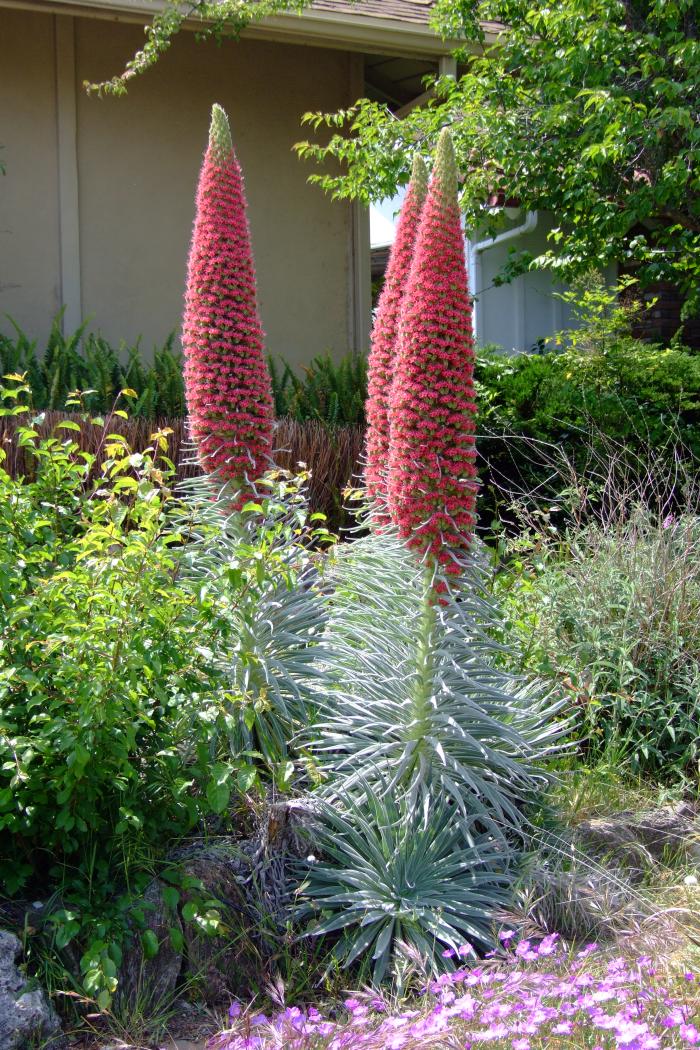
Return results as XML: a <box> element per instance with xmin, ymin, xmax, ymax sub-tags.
<box><xmin>83</xmin><ymin>0</ymin><xmax>699</xmax><ymax>308</ymax></box>
<box><xmin>296</xmin><ymin>0</ymin><xmax>700</xmax><ymax>316</ymax></box>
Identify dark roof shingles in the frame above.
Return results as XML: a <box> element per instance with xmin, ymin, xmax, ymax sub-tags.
<box><xmin>311</xmin><ymin>0</ymin><xmax>435</xmax><ymax>25</ymax></box>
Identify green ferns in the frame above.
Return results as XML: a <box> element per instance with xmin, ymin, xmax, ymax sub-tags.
<box><xmin>0</xmin><ymin>314</ymin><xmax>185</xmax><ymax>416</ymax></box>
<box><xmin>269</xmin><ymin>352</ymin><xmax>367</xmax><ymax>425</ymax></box>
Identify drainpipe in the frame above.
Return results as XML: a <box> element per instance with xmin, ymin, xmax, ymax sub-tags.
<box><xmin>468</xmin><ymin>210</ymin><xmax>538</xmax><ymax>346</ymax></box>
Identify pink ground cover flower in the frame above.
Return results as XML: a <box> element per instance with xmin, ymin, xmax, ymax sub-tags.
<box><xmin>387</xmin><ymin>128</ymin><xmax>477</xmax><ymax>573</ymax></box>
<box><xmin>182</xmin><ymin>104</ymin><xmax>273</xmax><ymax>488</ymax></box>
<box><xmin>208</xmin><ymin>937</ymin><xmax>699</xmax><ymax>1050</ymax></box>
<box><xmin>365</xmin><ymin>153</ymin><xmax>428</xmax><ymax>508</ymax></box>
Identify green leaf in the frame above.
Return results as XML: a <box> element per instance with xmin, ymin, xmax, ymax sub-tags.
<box><xmin>141</xmin><ymin>929</ymin><xmax>160</xmax><ymax>959</ymax></box>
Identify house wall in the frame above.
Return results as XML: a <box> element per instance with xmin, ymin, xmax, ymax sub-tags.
<box><xmin>0</xmin><ymin>9</ymin><xmax>366</xmax><ymax>365</ymax></box>
<box><xmin>0</xmin><ymin>12</ymin><xmax>62</xmax><ymax>339</ymax></box>
<box><xmin>472</xmin><ymin>214</ymin><xmax>616</xmax><ymax>352</ymax></box>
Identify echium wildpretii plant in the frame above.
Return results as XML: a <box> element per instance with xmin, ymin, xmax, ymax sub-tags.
<box><xmin>300</xmin><ymin>531</ymin><xmax>565</xmax><ymax>980</ymax></box>
<box><xmin>183</xmin><ymin>104</ymin><xmax>273</xmax><ymax>488</ymax></box>
<box><xmin>364</xmin><ymin>153</ymin><xmax>428</xmax><ymax>507</ymax></box>
<box><xmin>299</xmin><ymin>130</ymin><xmax>566</xmax><ymax>984</ymax></box>
<box><xmin>388</xmin><ymin>127</ymin><xmax>478</xmax><ymax>572</ymax></box>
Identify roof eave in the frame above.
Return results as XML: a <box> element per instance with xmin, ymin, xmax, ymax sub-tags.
<box><xmin>0</xmin><ymin>0</ymin><xmax>484</xmax><ymax>57</ymax></box>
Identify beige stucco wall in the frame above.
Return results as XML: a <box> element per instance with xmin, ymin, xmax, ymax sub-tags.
<box><xmin>0</xmin><ymin>12</ymin><xmax>62</xmax><ymax>342</ymax></box>
<box><xmin>0</xmin><ymin>8</ymin><xmax>364</xmax><ymax>365</ymax></box>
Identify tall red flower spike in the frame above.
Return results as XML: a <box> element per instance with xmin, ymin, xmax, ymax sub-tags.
<box><xmin>183</xmin><ymin>104</ymin><xmax>273</xmax><ymax>487</ymax></box>
<box><xmin>387</xmin><ymin>128</ymin><xmax>478</xmax><ymax>572</ymax></box>
<box><xmin>364</xmin><ymin>154</ymin><xmax>428</xmax><ymax>508</ymax></box>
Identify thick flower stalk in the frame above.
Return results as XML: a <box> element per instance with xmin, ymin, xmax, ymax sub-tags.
<box><xmin>183</xmin><ymin>104</ymin><xmax>273</xmax><ymax>485</ymax></box>
<box><xmin>364</xmin><ymin>153</ymin><xmax>428</xmax><ymax>507</ymax></box>
<box><xmin>387</xmin><ymin>128</ymin><xmax>477</xmax><ymax>571</ymax></box>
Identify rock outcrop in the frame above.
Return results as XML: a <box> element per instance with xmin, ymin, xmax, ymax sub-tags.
<box><xmin>0</xmin><ymin>929</ymin><xmax>62</xmax><ymax>1050</ymax></box>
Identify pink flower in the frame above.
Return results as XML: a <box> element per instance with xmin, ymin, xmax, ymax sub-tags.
<box><xmin>387</xmin><ymin>129</ymin><xmax>477</xmax><ymax>570</ymax></box>
<box><xmin>365</xmin><ymin>154</ymin><xmax>428</xmax><ymax>509</ymax></box>
<box><xmin>182</xmin><ymin>104</ymin><xmax>273</xmax><ymax>492</ymax></box>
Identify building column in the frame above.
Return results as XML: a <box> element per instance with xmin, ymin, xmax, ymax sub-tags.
<box><xmin>349</xmin><ymin>52</ymin><xmax>371</xmax><ymax>353</ymax></box>
<box><xmin>352</xmin><ymin>202</ymin><xmax>371</xmax><ymax>352</ymax></box>
<box><xmin>55</xmin><ymin>15</ymin><xmax>82</xmax><ymax>333</ymax></box>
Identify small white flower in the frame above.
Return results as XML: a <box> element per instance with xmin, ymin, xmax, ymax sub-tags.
<box><xmin>683</xmin><ymin>874</ymin><xmax>698</xmax><ymax>886</ymax></box>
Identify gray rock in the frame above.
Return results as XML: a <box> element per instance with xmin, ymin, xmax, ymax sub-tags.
<box><xmin>575</xmin><ymin>801</ymin><xmax>700</xmax><ymax>878</ymax></box>
<box><xmin>112</xmin><ymin>799</ymin><xmax>319</xmax><ymax>1008</ymax></box>
<box><xmin>173</xmin><ymin>840</ymin><xmax>257</xmax><ymax>1005</ymax></box>
<box><xmin>0</xmin><ymin>929</ymin><xmax>62</xmax><ymax>1049</ymax></box>
<box><xmin>117</xmin><ymin>880</ymin><xmax>183</xmax><ymax>1012</ymax></box>
<box><xmin>168</xmin><ymin>801</ymin><xmax>317</xmax><ymax>1003</ymax></box>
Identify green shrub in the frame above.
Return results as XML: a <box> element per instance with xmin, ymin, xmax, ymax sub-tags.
<box><xmin>0</xmin><ymin>378</ymin><xmax>327</xmax><ymax>1006</ymax></box>
<box><xmin>476</xmin><ymin>339</ymin><xmax>700</xmax><ymax>458</ymax></box>
<box><xmin>494</xmin><ymin>502</ymin><xmax>700</xmax><ymax>779</ymax></box>
<box><xmin>475</xmin><ymin>280</ymin><xmax>700</xmax><ymax>520</ymax></box>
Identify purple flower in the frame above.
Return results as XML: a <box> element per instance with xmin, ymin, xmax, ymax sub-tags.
<box><xmin>536</xmin><ymin>933</ymin><xmax>559</xmax><ymax>957</ymax></box>
<box><xmin>662</xmin><ymin>1008</ymin><xmax>685</xmax><ymax>1028</ymax></box>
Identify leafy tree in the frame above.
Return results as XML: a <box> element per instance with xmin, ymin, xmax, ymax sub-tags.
<box><xmin>297</xmin><ymin>0</ymin><xmax>700</xmax><ymax>317</ymax></box>
<box><xmin>90</xmin><ymin>0</ymin><xmax>698</xmax><ymax>314</ymax></box>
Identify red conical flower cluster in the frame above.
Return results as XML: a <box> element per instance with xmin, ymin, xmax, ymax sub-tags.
<box><xmin>387</xmin><ymin>128</ymin><xmax>478</xmax><ymax>572</ymax></box>
<box><xmin>364</xmin><ymin>154</ymin><xmax>428</xmax><ymax>507</ymax></box>
<box><xmin>183</xmin><ymin>104</ymin><xmax>273</xmax><ymax>486</ymax></box>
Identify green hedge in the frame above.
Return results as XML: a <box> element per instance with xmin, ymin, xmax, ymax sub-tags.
<box><xmin>476</xmin><ymin>339</ymin><xmax>700</xmax><ymax>453</ymax></box>
<box><xmin>4</xmin><ymin>315</ymin><xmax>698</xmax><ymax>521</ymax></box>
<box><xmin>474</xmin><ymin>338</ymin><xmax>700</xmax><ymax>518</ymax></box>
